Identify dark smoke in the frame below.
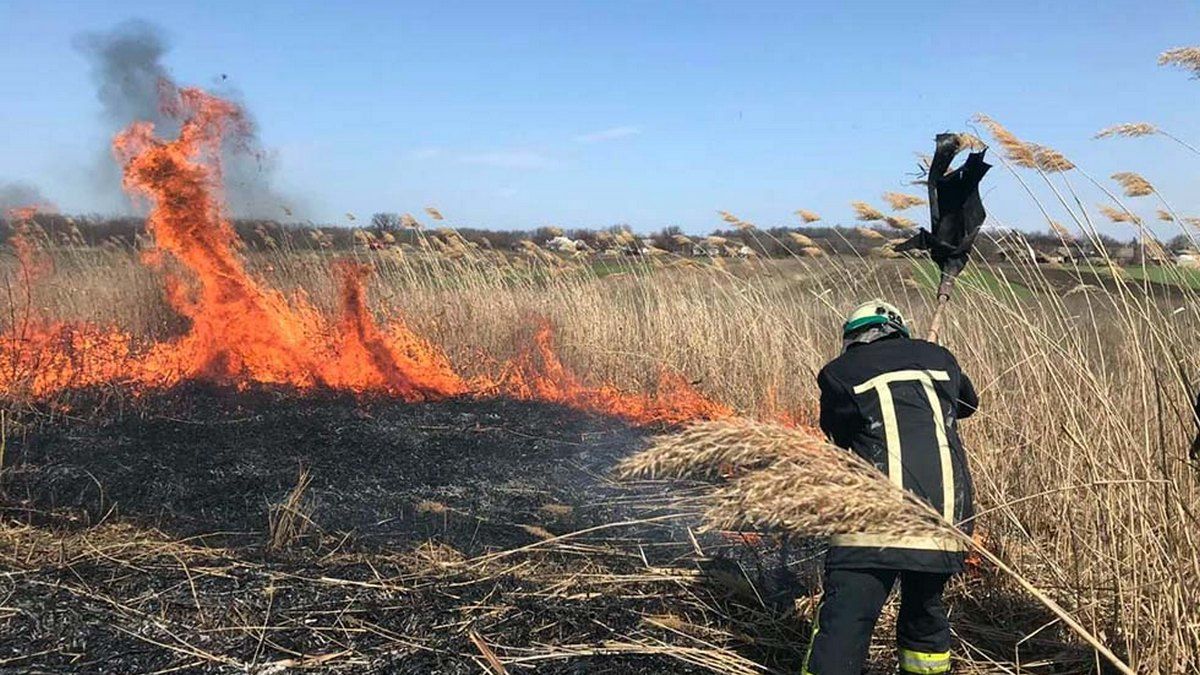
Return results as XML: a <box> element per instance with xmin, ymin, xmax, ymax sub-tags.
<box><xmin>74</xmin><ymin>20</ymin><xmax>297</xmax><ymax>219</ymax></box>
<box><xmin>0</xmin><ymin>181</ymin><xmax>55</xmax><ymax>215</ymax></box>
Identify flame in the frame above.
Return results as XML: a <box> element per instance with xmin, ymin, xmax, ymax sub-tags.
<box><xmin>5</xmin><ymin>206</ymin><xmax>52</xmax><ymax>293</ymax></box>
<box><xmin>484</xmin><ymin>320</ymin><xmax>732</xmax><ymax>425</ymax></box>
<box><xmin>761</xmin><ymin>385</ymin><xmax>814</xmax><ymax>428</ymax></box>
<box><xmin>112</xmin><ymin>88</ymin><xmax>325</xmax><ymax>387</ymax></box>
<box><xmin>0</xmin><ymin>324</ymin><xmax>138</xmax><ymax>397</ymax></box>
<box><xmin>325</xmin><ymin>261</ymin><xmax>465</xmax><ymax>399</ymax></box>
<box><xmin>0</xmin><ymin>86</ymin><xmax>730</xmax><ymax>426</ymax></box>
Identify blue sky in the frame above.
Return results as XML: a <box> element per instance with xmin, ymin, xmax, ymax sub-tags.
<box><xmin>1</xmin><ymin>0</ymin><xmax>1198</xmax><ymax>236</ymax></box>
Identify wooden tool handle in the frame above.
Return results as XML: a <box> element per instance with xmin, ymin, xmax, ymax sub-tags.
<box><xmin>925</xmin><ymin>273</ymin><xmax>958</xmax><ymax>343</ymax></box>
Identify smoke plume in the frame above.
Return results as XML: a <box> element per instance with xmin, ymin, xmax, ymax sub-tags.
<box><xmin>74</xmin><ymin>20</ymin><xmax>294</xmax><ymax>219</ymax></box>
<box><xmin>0</xmin><ymin>181</ymin><xmax>55</xmax><ymax>216</ymax></box>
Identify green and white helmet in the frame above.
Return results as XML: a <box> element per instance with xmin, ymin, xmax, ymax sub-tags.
<box><xmin>843</xmin><ymin>299</ymin><xmax>909</xmax><ymax>337</ymax></box>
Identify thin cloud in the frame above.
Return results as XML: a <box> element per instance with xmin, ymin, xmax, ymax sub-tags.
<box><xmin>574</xmin><ymin>125</ymin><xmax>641</xmax><ymax>143</ymax></box>
<box><xmin>459</xmin><ymin>150</ymin><xmax>554</xmax><ymax>169</ymax></box>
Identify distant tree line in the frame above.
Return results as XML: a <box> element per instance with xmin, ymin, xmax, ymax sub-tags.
<box><xmin>0</xmin><ymin>211</ymin><xmax>1184</xmax><ymax>261</ymax></box>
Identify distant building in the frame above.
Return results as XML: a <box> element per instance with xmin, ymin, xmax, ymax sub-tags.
<box><xmin>1112</xmin><ymin>246</ymin><xmax>1137</xmax><ymax>265</ymax></box>
<box><xmin>1035</xmin><ymin>252</ymin><xmax>1064</xmax><ymax>264</ymax></box>
<box><xmin>545</xmin><ymin>235</ymin><xmax>580</xmax><ymax>253</ymax></box>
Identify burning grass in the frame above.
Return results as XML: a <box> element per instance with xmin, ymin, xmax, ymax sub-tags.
<box><xmin>5</xmin><ymin>218</ymin><xmax>1199</xmax><ymax>670</ymax></box>
<box><xmin>0</xmin><ymin>85</ymin><xmax>726</xmax><ymax>428</ymax></box>
<box><xmin>3</xmin><ymin>79</ymin><xmax>1200</xmax><ymax>672</ymax></box>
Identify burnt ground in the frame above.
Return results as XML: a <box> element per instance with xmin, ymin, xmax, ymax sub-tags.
<box><xmin>0</xmin><ymin>387</ymin><xmax>813</xmax><ymax>674</ymax></box>
<box><xmin>0</xmin><ymin>386</ymin><xmax>1107</xmax><ymax>674</ymax></box>
<box><xmin>3</xmin><ymin>386</ymin><xmax>658</xmax><ymax>550</ymax></box>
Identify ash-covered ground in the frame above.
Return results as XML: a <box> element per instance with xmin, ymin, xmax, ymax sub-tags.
<box><xmin>0</xmin><ymin>387</ymin><xmax>811</xmax><ymax>674</ymax></box>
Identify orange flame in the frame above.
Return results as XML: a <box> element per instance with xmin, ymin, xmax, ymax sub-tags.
<box><xmin>112</xmin><ymin>88</ymin><xmax>326</xmax><ymax>387</ymax></box>
<box><xmin>0</xmin><ymin>86</ymin><xmax>731</xmax><ymax>426</ymax></box>
<box><xmin>484</xmin><ymin>320</ymin><xmax>732</xmax><ymax>425</ymax></box>
<box><xmin>325</xmin><ymin>261</ymin><xmax>465</xmax><ymax>399</ymax></box>
<box><xmin>4</xmin><ymin>206</ymin><xmax>52</xmax><ymax>291</ymax></box>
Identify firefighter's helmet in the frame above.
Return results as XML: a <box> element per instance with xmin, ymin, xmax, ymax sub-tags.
<box><xmin>843</xmin><ymin>299</ymin><xmax>909</xmax><ymax>337</ymax></box>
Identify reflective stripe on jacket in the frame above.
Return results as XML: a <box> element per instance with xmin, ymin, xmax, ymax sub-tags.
<box><xmin>817</xmin><ymin>335</ymin><xmax>978</xmax><ymax>573</ymax></box>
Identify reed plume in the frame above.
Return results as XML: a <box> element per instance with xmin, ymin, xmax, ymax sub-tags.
<box><xmin>1111</xmin><ymin>172</ymin><xmax>1155</xmax><ymax>197</ymax></box>
<box><xmin>1032</xmin><ymin>145</ymin><xmax>1075</xmax><ymax>172</ymax></box>
<box><xmin>618</xmin><ymin>420</ymin><xmax>953</xmax><ymax>539</ymax></box>
<box><xmin>794</xmin><ymin>209</ymin><xmax>822</xmax><ymax>223</ymax></box>
<box><xmin>883</xmin><ymin>215</ymin><xmax>915</xmax><ymax>230</ymax></box>
<box><xmin>1099</xmin><ymin>204</ymin><xmax>1142</xmax><ymax>225</ymax></box>
<box><xmin>851</xmin><ymin>201</ymin><xmax>886</xmax><ymax>222</ymax></box>
<box><xmin>974</xmin><ymin>114</ymin><xmax>1037</xmax><ymax>168</ymax></box>
<box><xmin>1095</xmin><ymin>122</ymin><xmax>1159</xmax><ymax>139</ymax></box>
<box><xmin>956</xmin><ymin>132</ymin><xmax>987</xmax><ymax>151</ymax></box>
<box><xmin>1159</xmin><ymin>47</ymin><xmax>1200</xmax><ymax>77</ymax></box>
<box><xmin>882</xmin><ymin>192</ymin><xmax>926</xmax><ymax>211</ymax></box>
<box><xmin>1049</xmin><ymin>220</ymin><xmax>1075</xmax><ymax>240</ymax></box>
<box><xmin>787</xmin><ymin>232</ymin><xmax>815</xmax><ymax>247</ymax></box>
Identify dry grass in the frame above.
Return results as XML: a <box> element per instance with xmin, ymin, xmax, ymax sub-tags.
<box><xmin>0</xmin><ymin>515</ymin><xmax>785</xmax><ymax>675</ymax></box>
<box><xmin>267</xmin><ymin>466</ymin><xmax>317</xmax><ymax>552</ymax></box>
<box><xmin>974</xmin><ymin>114</ymin><xmax>1037</xmax><ymax>168</ymax></box>
<box><xmin>617</xmin><ymin>420</ymin><xmax>952</xmax><ymax>540</ymax></box>
<box><xmin>956</xmin><ymin>132</ymin><xmax>988</xmax><ymax>151</ymax></box>
<box><xmin>1095</xmin><ymin>122</ymin><xmax>1160</xmax><ymax>139</ymax></box>
<box><xmin>794</xmin><ymin>209</ymin><xmax>821</xmax><ymax>223</ymax></box>
<box><xmin>1031</xmin><ymin>144</ymin><xmax>1075</xmax><ymax>172</ymax></box>
<box><xmin>1098</xmin><ymin>203</ymin><xmax>1142</xmax><ymax>224</ymax></box>
<box><xmin>6</xmin><ymin>107</ymin><xmax>1200</xmax><ymax>670</ymax></box>
<box><xmin>5</xmin><ymin>223</ymin><xmax>1200</xmax><ymax>669</ymax></box>
<box><xmin>1112</xmin><ymin>171</ymin><xmax>1155</xmax><ymax>197</ymax></box>
<box><xmin>1159</xmin><ymin>46</ymin><xmax>1200</xmax><ymax>77</ymax></box>
<box><xmin>881</xmin><ymin>192</ymin><xmax>926</xmax><ymax>211</ymax></box>
<box><xmin>1048</xmin><ymin>220</ymin><xmax>1075</xmax><ymax>240</ymax></box>
<box><xmin>786</xmin><ymin>232</ymin><xmax>815</xmax><ymax>247</ymax></box>
<box><xmin>851</xmin><ymin>201</ymin><xmax>887</xmax><ymax>222</ymax></box>
<box><xmin>882</xmin><ymin>215</ymin><xmax>915</xmax><ymax>230</ymax></box>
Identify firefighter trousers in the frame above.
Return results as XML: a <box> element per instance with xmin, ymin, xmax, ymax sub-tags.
<box><xmin>802</xmin><ymin>568</ymin><xmax>952</xmax><ymax>674</ymax></box>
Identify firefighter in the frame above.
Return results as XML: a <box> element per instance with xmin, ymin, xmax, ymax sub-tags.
<box><xmin>804</xmin><ymin>299</ymin><xmax>978</xmax><ymax>675</ymax></box>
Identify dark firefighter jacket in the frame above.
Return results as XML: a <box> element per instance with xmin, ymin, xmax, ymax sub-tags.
<box><xmin>817</xmin><ymin>335</ymin><xmax>978</xmax><ymax>573</ymax></box>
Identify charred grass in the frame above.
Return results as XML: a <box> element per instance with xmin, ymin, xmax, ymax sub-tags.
<box><xmin>0</xmin><ymin>387</ymin><xmax>813</xmax><ymax>673</ymax></box>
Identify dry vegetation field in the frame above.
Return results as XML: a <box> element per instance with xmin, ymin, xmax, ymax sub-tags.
<box><xmin>3</xmin><ymin>57</ymin><xmax>1200</xmax><ymax>674</ymax></box>
<box><xmin>2</xmin><ymin>224</ymin><xmax>1198</xmax><ymax>672</ymax></box>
